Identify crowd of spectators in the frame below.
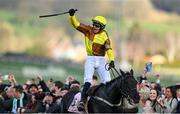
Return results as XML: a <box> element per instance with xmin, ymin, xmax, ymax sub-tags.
<box><xmin>0</xmin><ymin>74</ymin><xmax>99</xmax><ymax>113</ymax></box>
<box><xmin>0</xmin><ymin>70</ymin><xmax>179</xmax><ymax>113</ymax></box>
<box><xmin>137</xmin><ymin>69</ymin><xmax>180</xmax><ymax>113</ymax></box>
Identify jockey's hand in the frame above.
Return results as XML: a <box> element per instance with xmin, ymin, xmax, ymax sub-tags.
<box><xmin>108</xmin><ymin>61</ymin><xmax>115</xmax><ymax>70</ymax></box>
<box><xmin>69</xmin><ymin>9</ymin><xmax>76</xmax><ymax>16</ymax></box>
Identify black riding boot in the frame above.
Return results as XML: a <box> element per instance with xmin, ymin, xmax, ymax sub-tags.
<box><xmin>78</xmin><ymin>82</ymin><xmax>91</xmax><ymax>111</ymax></box>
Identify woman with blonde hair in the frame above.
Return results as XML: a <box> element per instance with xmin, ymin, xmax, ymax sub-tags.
<box><xmin>138</xmin><ymin>84</ymin><xmax>150</xmax><ymax>113</ymax></box>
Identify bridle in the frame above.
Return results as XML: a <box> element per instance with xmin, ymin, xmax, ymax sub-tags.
<box><xmin>92</xmin><ymin>64</ymin><xmax>138</xmax><ymax>107</ymax></box>
<box><xmin>92</xmin><ymin>96</ymin><xmax>122</xmax><ymax>107</ymax></box>
<box><xmin>116</xmin><ymin>74</ymin><xmax>137</xmax><ymax>105</ymax></box>
<box><xmin>119</xmin><ymin>83</ymin><xmax>137</xmax><ymax>105</ymax></box>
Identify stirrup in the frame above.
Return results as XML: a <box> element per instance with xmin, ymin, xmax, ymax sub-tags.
<box><xmin>78</xmin><ymin>102</ymin><xmax>85</xmax><ymax>111</ymax></box>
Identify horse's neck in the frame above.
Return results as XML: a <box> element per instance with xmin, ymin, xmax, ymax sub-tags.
<box><xmin>110</xmin><ymin>81</ymin><xmax>122</xmax><ymax>98</ymax></box>
<box><xmin>101</xmin><ymin>78</ymin><xmax>122</xmax><ymax>103</ymax></box>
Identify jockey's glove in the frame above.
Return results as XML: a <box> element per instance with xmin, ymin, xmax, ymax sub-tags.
<box><xmin>109</xmin><ymin>61</ymin><xmax>115</xmax><ymax>70</ymax></box>
<box><xmin>69</xmin><ymin>9</ymin><xmax>76</xmax><ymax>16</ymax></box>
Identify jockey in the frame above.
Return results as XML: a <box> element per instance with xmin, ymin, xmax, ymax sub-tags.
<box><xmin>68</xmin><ymin>9</ymin><xmax>115</xmax><ymax>111</ymax></box>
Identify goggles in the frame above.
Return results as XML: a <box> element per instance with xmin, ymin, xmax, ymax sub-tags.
<box><xmin>93</xmin><ymin>23</ymin><xmax>101</xmax><ymax>28</ymax></box>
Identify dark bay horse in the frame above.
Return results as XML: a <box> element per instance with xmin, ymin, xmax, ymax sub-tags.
<box><xmin>87</xmin><ymin>69</ymin><xmax>140</xmax><ymax>113</ymax></box>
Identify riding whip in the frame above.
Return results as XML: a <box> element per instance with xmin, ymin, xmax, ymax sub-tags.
<box><xmin>39</xmin><ymin>9</ymin><xmax>78</xmax><ymax>18</ymax></box>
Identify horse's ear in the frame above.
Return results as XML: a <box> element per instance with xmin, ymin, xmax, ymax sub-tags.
<box><xmin>119</xmin><ymin>69</ymin><xmax>125</xmax><ymax>76</ymax></box>
<box><xmin>130</xmin><ymin>69</ymin><xmax>134</xmax><ymax>76</ymax></box>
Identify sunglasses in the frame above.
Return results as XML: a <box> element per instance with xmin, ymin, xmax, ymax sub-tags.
<box><xmin>93</xmin><ymin>23</ymin><xmax>101</xmax><ymax>28</ymax></box>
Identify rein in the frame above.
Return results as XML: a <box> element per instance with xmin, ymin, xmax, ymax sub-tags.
<box><xmin>105</xmin><ymin>63</ymin><xmax>121</xmax><ymax>78</ymax></box>
<box><xmin>93</xmin><ymin>96</ymin><xmax>122</xmax><ymax>107</ymax></box>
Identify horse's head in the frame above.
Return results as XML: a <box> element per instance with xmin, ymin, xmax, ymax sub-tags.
<box><xmin>119</xmin><ymin>69</ymin><xmax>140</xmax><ymax>104</ymax></box>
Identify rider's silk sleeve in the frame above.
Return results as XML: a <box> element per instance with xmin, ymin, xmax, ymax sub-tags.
<box><xmin>105</xmin><ymin>39</ymin><xmax>115</xmax><ymax>61</ymax></box>
<box><xmin>70</xmin><ymin>15</ymin><xmax>80</xmax><ymax>28</ymax></box>
<box><xmin>70</xmin><ymin>15</ymin><xmax>91</xmax><ymax>34</ymax></box>
<box><xmin>107</xmin><ymin>49</ymin><xmax>114</xmax><ymax>61</ymax></box>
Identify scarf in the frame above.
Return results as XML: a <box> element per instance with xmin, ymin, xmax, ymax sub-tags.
<box><xmin>12</xmin><ymin>93</ymin><xmax>24</xmax><ymax>114</ymax></box>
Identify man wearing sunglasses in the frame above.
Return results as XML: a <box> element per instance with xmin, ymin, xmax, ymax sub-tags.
<box><xmin>69</xmin><ymin>9</ymin><xmax>115</xmax><ymax>111</ymax></box>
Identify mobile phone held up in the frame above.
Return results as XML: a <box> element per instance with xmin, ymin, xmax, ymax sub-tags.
<box><xmin>146</xmin><ymin>62</ymin><xmax>152</xmax><ymax>72</ymax></box>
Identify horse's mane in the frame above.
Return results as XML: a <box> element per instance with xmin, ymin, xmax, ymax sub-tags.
<box><xmin>87</xmin><ymin>76</ymin><xmax>122</xmax><ymax>96</ymax></box>
<box><xmin>105</xmin><ymin>76</ymin><xmax>122</xmax><ymax>86</ymax></box>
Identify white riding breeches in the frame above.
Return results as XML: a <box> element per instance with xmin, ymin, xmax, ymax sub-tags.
<box><xmin>84</xmin><ymin>56</ymin><xmax>111</xmax><ymax>84</ymax></box>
